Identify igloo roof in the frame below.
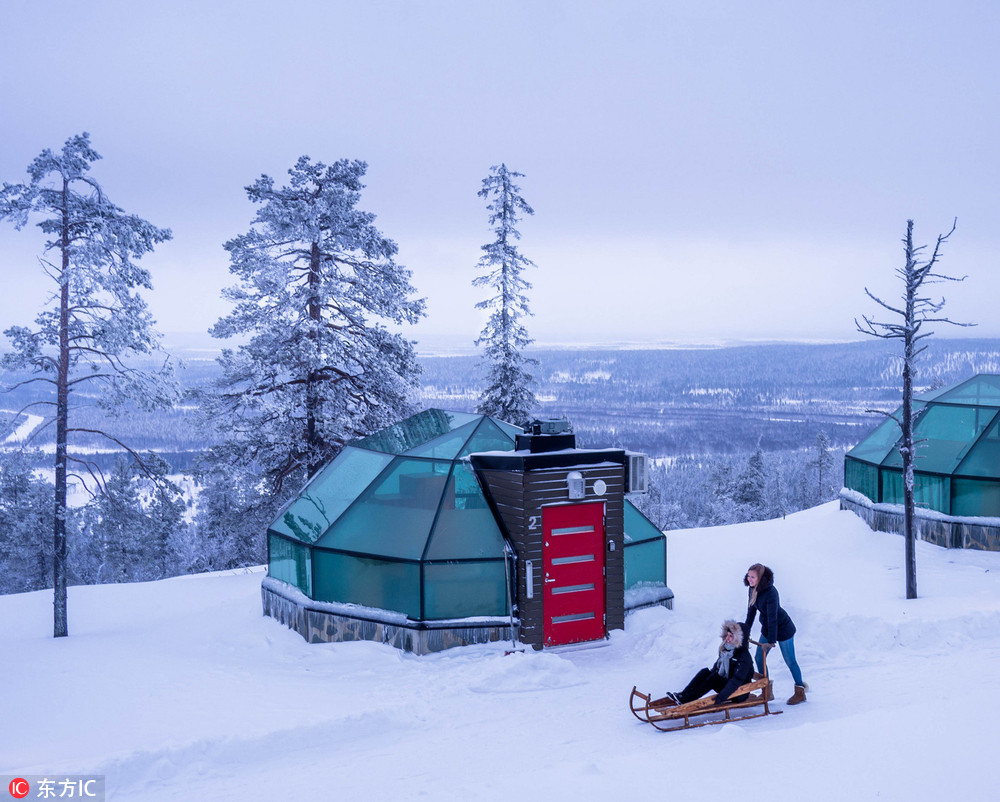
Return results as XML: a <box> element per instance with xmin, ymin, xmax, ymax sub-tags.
<box><xmin>847</xmin><ymin>374</ymin><xmax>1000</xmax><ymax>478</ymax></box>
<box><xmin>268</xmin><ymin>410</ymin><xmax>522</xmax><ymax>561</ymax></box>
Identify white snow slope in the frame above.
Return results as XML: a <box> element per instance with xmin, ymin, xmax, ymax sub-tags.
<box><xmin>4</xmin><ymin>501</ymin><xmax>999</xmax><ymax>801</ymax></box>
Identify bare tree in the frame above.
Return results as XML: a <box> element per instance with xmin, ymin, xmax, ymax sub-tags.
<box><xmin>856</xmin><ymin>218</ymin><xmax>972</xmax><ymax>599</ymax></box>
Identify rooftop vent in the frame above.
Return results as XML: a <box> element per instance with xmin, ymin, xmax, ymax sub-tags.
<box><xmin>626</xmin><ymin>452</ymin><xmax>649</xmax><ymax>494</ymax></box>
<box><xmin>531</xmin><ymin>419</ymin><xmax>571</xmax><ymax>435</ymax></box>
<box><xmin>516</xmin><ymin>417</ymin><xmax>576</xmax><ymax>453</ymax></box>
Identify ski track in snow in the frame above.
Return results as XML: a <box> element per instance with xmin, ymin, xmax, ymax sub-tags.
<box><xmin>1</xmin><ymin>410</ymin><xmax>43</xmax><ymax>444</ymax></box>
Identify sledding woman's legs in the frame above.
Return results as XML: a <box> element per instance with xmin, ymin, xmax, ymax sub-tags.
<box><xmin>676</xmin><ymin>667</ymin><xmax>723</xmax><ymax>704</ymax></box>
<box><xmin>755</xmin><ymin>635</ymin><xmax>804</xmax><ymax>687</ymax></box>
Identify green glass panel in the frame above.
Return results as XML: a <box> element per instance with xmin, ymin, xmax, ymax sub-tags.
<box><xmin>956</xmin><ymin>412</ymin><xmax>1000</xmax><ymax>478</ymax></box>
<box><xmin>270</xmin><ymin>447</ymin><xmax>393</xmax><ymax>543</ymax></box>
<box><xmin>624</xmin><ymin>499</ymin><xmax>663</xmax><ymax>543</ymax></box>
<box><xmin>884</xmin><ymin>404</ymin><xmax>993</xmax><ymax>473</ymax></box>
<box><xmin>847</xmin><ymin>408</ymin><xmax>910</xmax><ymax>465</ymax></box>
<box><xmin>319</xmin><ymin>458</ymin><xmax>450</xmax><ymax>559</ymax></box>
<box><xmin>844</xmin><ymin>457</ymin><xmax>878</xmax><ymax>501</ymax></box>
<box><xmin>404</xmin><ymin>420</ymin><xmax>480</xmax><ymax>459</ymax></box>
<box><xmin>424</xmin><ymin>463</ymin><xmax>506</xmax><ymax>560</ymax></box>
<box><xmin>352</xmin><ymin>409</ymin><xmax>480</xmax><ymax>454</ymax></box>
<box><xmin>268</xmin><ymin>534</ymin><xmax>312</xmax><ymax>596</ymax></box>
<box><xmin>914</xmin><ymin>385</ymin><xmax>953</xmax><ymax>403</ymax></box>
<box><xmin>423</xmin><ymin>561</ymin><xmax>509</xmax><ymax>619</ymax></box>
<box><xmin>311</xmin><ymin>550</ymin><xmax>420</xmax><ymax>618</ymax></box>
<box><xmin>490</xmin><ymin>418</ymin><xmax>525</xmax><ymax>439</ymax></box>
<box><xmin>459</xmin><ymin>418</ymin><xmax>518</xmax><ymax>457</ymax></box>
<box><xmin>880</xmin><ymin>468</ymin><xmax>949</xmax><ymax>510</ymax></box>
<box><xmin>881</xmin><ymin>468</ymin><xmax>903</xmax><ymax>505</ymax></box>
<box><xmin>952</xmin><ymin>478</ymin><xmax>1000</xmax><ymax>517</ymax></box>
<box><xmin>624</xmin><ymin>538</ymin><xmax>666</xmax><ymax>589</ymax></box>
<box><xmin>914</xmin><ymin>473</ymin><xmax>949</xmax><ymax>514</ymax></box>
<box><xmin>931</xmin><ymin>375</ymin><xmax>1000</xmax><ymax>406</ymax></box>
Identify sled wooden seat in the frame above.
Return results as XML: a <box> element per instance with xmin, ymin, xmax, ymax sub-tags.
<box><xmin>629</xmin><ymin>640</ymin><xmax>783</xmax><ymax>731</ymax></box>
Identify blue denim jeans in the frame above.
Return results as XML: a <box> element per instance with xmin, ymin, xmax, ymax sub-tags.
<box><xmin>755</xmin><ymin>634</ymin><xmax>804</xmax><ymax>687</ymax></box>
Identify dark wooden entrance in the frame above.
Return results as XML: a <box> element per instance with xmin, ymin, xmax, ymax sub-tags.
<box><xmin>542</xmin><ymin>502</ymin><xmax>606</xmax><ymax>646</ymax></box>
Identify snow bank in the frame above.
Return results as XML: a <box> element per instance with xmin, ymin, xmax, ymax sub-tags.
<box><xmin>2</xmin><ymin>502</ymin><xmax>998</xmax><ymax>801</ymax></box>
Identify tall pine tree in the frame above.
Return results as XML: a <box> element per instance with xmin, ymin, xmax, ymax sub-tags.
<box><xmin>473</xmin><ymin>164</ymin><xmax>538</xmax><ymax>428</ymax></box>
<box><xmin>206</xmin><ymin>157</ymin><xmax>425</xmax><ymax>494</ymax></box>
<box><xmin>0</xmin><ymin>133</ymin><xmax>175</xmax><ymax>636</ymax></box>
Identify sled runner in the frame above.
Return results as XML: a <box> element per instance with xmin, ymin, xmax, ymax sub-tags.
<box><xmin>629</xmin><ymin>640</ymin><xmax>783</xmax><ymax>731</ymax></box>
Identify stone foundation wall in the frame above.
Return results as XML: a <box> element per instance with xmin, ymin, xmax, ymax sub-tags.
<box><xmin>840</xmin><ymin>494</ymin><xmax>1000</xmax><ymax>551</ymax></box>
<box><xmin>262</xmin><ymin>582</ymin><xmax>515</xmax><ymax>655</ymax></box>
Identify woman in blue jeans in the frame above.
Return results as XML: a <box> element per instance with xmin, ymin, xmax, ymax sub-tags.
<box><xmin>744</xmin><ymin>563</ymin><xmax>807</xmax><ymax>705</ymax></box>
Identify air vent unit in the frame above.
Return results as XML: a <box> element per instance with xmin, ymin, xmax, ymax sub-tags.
<box><xmin>626</xmin><ymin>452</ymin><xmax>648</xmax><ymax>494</ymax></box>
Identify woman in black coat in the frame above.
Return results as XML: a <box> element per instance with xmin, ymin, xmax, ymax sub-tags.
<box><xmin>744</xmin><ymin>563</ymin><xmax>806</xmax><ymax>704</ymax></box>
<box><xmin>665</xmin><ymin>620</ymin><xmax>754</xmax><ymax>706</ymax></box>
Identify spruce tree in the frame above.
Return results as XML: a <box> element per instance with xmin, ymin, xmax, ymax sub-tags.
<box><xmin>473</xmin><ymin>164</ymin><xmax>538</xmax><ymax>428</ymax></box>
<box><xmin>811</xmin><ymin>430</ymin><xmax>836</xmax><ymax>505</ymax></box>
<box><xmin>734</xmin><ymin>447</ymin><xmax>768</xmax><ymax>521</ymax></box>
<box><xmin>206</xmin><ymin>157</ymin><xmax>425</xmax><ymax>495</ymax></box>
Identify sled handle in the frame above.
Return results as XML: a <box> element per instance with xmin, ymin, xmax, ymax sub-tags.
<box><xmin>749</xmin><ymin>639</ymin><xmax>772</xmax><ymax>678</ymax></box>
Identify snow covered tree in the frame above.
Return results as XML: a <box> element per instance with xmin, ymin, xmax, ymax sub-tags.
<box><xmin>733</xmin><ymin>447</ymin><xmax>769</xmax><ymax>521</ymax></box>
<box><xmin>78</xmin><ymin>455</ymin><xmax>185</xmax><ymax>583</ymax></box>
<box><xmin>80</xmin><ymin>458</ymin><xmax>145</xmax><ymax>583</ymax></box>
<box><xmin>810</xmin><ymin>430</ymin><xmax>837</xmax><ymax>505</ymax></box>
<box><xmin>857</xmin><ymin>219</ymin><xmax>971</xmax><ymax>599</ymax></box>
<box><xmin>205</xmin><ymin>157</ymin><xmax>425</xmax><ymax>495</ymax></box>
<box><xmin>185</xmin><ymin>470</ymin><xmax>274</xmax><ymax>573</ymax></box>
<box><xmin>0</xmin><ymin>449</ymin><xmax>55</xmax><ymax>594</ymax></box>
<box><xmin>473</xmin><ymin>164</ymin><xmax>538</xmax><ymax>428</ymax></box>
<box><xmin>0</xmin><ymin>133</ymin><xmax>176</xmax><ymax>635</ymax></box>
<box><xmin>706</xmin><ymin>458</ymin><xmax>740</xmax><ymax>526</ymax></box>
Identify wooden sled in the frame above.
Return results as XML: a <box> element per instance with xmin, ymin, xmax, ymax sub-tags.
<box><xmin>629</xmin><ymin>640</ymin><xmax>783</xmax><ymax>732</ymax></box>
<box><xmin>629</xmin><ymin>687</ymin><xmax>678</xmax><ymax>721</ymax></box>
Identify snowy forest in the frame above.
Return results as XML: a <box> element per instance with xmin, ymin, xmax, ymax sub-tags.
<box><xmin>5</xmin><ymin>336</ymin><xmax>1000</xmax><ymax>597</ymax></box>
<box><xmin>0</xmin><ymin>134</ymin><xmax>992</xmax><ymax>603</ymax></box>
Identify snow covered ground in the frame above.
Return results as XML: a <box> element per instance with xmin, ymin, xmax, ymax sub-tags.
<box><xmin>3</xmin><ymin>501</ymin><xmax>999</xmax><ymax>801</ymax></box>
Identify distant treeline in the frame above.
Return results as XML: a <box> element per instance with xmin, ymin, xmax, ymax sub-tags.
<box><xmin>5</xmin><ymin>338</ymin><xmax>1000</xmax><ymax>463</ymax></box>
<box><xmin>416</xmin><ymin>338</ymin><xmax>1000</xmax><ymax>457</ymax></box>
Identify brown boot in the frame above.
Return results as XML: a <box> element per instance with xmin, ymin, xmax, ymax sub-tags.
<box><xmin>787</xmin><ymin>685</ymin><xmax>807</xmax><ymax>705</ymax></box>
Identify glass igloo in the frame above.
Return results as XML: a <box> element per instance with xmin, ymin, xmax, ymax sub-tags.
<box><xmin>844</xmin><ymin>374</ymin><xmax>1000</xmax><ymax>517</ymax></box>
<box><xmin>265</xmin><ymin>408</ymin><xmax>669</xmax><ymax>643</ymax></box>
<box><xmin>267</xmin><ymin>409</ymin><xmax>520</xmax><ymax>621</ymax></box>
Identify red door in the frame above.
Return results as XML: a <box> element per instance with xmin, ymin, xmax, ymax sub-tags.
<box><xmin>542</xmin><ymin>502</ymin><xmax>606</xmax><ymax>646</ymax></box>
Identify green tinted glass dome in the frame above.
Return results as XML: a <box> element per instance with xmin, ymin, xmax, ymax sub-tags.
<box><xmin>267</xmin><ymin>410</ymin><xmax>519</xmax><ymax>620</ymax></box>
<box><xmin>845</xmin><ymin>375</ymin><xmax>1000</xmax><ymax>517</ymax></box>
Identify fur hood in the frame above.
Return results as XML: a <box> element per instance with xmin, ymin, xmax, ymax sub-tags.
<box><xmin>719</xmin><ymin>619</ymin><xmax>744</xmax><ymax>651</ymax></box>
<box><xmin>744</xmin><ymin>563</ymin><xmax>774</xmax><ymax>592</ymax></box>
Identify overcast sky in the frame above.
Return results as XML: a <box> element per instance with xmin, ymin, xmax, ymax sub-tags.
<box><xmin>1</xmin><ymin>1</ymin><xmax>998</xmax><ymax>353</ymax></box>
